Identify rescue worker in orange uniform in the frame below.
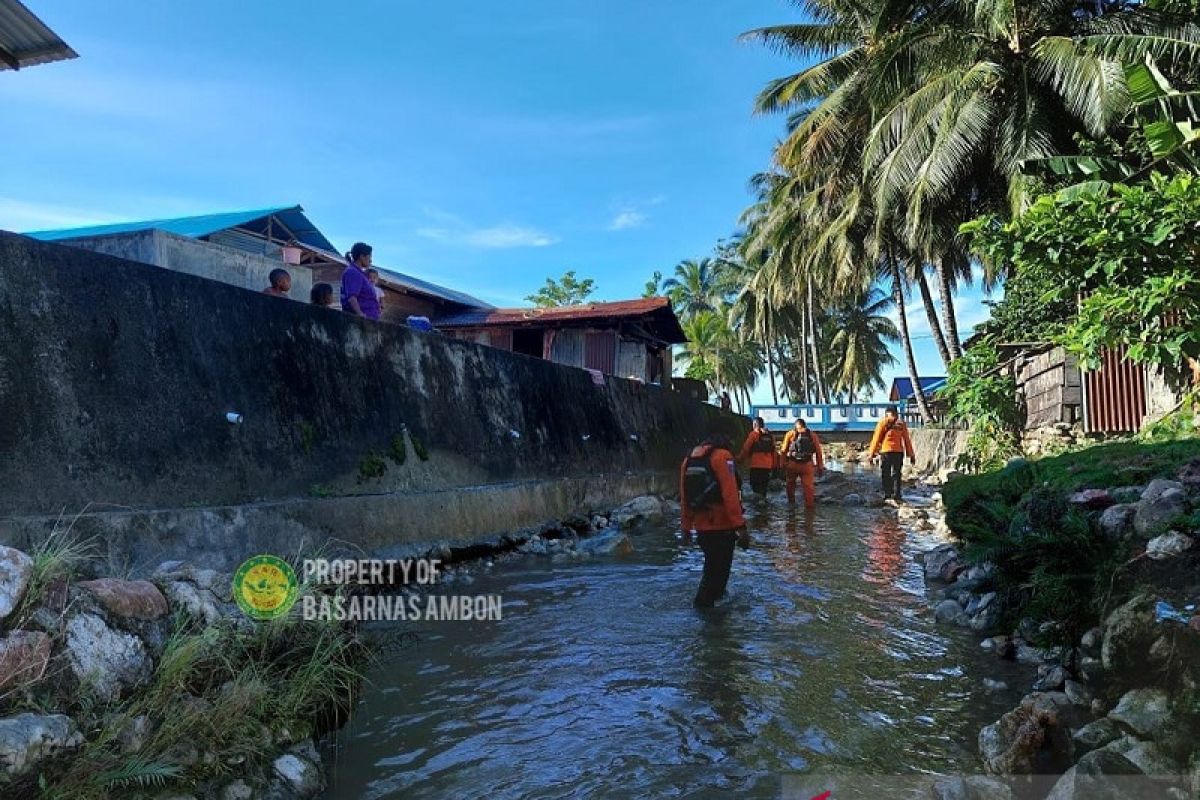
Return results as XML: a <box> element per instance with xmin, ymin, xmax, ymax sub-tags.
<box><xmin>680</xmin><ymin>434</ymin><xmax>749</xmax><ymax>608</ymax></box>
<box><xmin>868</xmin><ymin>405</ymin><xmax>916</xmax><ymax>503</ymax></box>
<box><xmin>780</xmin><ymin>419</ymin><xmax>824</xmax><ymax>508</ymax></box>
<box><xmin>737</xmin><ymin>417</ymin><xmax>779</xmax><ymax>498</ymax></box>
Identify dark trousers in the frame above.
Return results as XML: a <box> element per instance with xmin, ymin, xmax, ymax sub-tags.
<box><xmin>694</xmin><ymin>531</ymin><xmax>737</xmax><ymax>608</ymax></box>
<box><xmin>881</xmin><ymin>452</ymin><xmax>905</xmax><ymax>499</ymax></box>
<box><xmin>748</xmin><ymin>468</ymin><xmax>771</xmax><ymax>497</ymax></box>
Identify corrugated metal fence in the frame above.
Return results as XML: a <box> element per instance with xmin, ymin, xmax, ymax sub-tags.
<box><xmin>1083</xmin><ymin>345</ymin><xmax>1148</xmax><ymax>434</ymax></box>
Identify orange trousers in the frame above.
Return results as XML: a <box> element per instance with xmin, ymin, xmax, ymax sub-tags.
<box><xmin>785</xmin><ymin>460</ymin><xmax>816</xmax><ymax>507</ymax></box>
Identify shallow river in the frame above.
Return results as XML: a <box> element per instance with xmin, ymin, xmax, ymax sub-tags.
<box><xmin>323</xmin><ymin>488</ymin><xmax>1027</xmax><ymax>799</ymax></box>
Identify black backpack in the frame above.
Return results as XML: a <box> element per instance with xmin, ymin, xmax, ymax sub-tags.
<box><xmin>752</xmin><ymin>431</ymin><xmax>775</xmax><ymax>454</ymax></box>
<box><xmin>684</xmin><ymin>447</ymin><xmax>723</xmax><ymax>511</ymax></box>
<box><xmin>787</xmin><ymin>430</ymin><xmax>816</xmax><ymax>461</ymax></box>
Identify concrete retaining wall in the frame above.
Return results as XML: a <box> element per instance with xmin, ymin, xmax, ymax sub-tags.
<box><xmin>0</xmin><ymin>471</ymin><xmax>675</xmax><ymax>573</ymax></box>
<box><xmin>0</xmin><ymin>233</ymin><xmax>744</xmax><ymax>564</ymax></box>
<box><xmin>910</xmin><ymin>428</ymin><xmax>971</xmax><ymax>475</ymax></box>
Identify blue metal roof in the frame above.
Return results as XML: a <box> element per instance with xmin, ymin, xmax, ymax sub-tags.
<box><xmin>889</xmin><ymin>376</ymin><xmax>947</xmax><ymax>401</ymax></box>
<box><xmin>23</xmin><ymin>205</ymin><xmax>337</xmax><ymax>252</ymax></box>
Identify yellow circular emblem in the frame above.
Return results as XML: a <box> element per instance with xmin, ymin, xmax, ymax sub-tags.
<box><xmin>232</xmin><ymin>555</ymin><xmax>298</xmax><ymax>620</ymax></box>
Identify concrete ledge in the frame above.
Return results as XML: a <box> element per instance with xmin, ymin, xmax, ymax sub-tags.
<box><xmin>0</xmin><ymin>471</ymin><xmax>676</xmax><ymax>573</ymax></box>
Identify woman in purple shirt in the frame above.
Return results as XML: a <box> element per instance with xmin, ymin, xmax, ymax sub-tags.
<box><xmin>341</xmin><ymin>242</ymin><xmax>381</xmax><ymax>320</ymax></box>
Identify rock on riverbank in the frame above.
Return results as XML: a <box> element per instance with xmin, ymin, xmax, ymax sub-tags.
<box><xmin>0</xmin><ymin>546</ymin><xmax>354</xmax><ymax>800</ymax></box>
<box><xmin>907</xmin><ymin>456</ymin><xmax>1200</xmax><ymax>797</ymax></box>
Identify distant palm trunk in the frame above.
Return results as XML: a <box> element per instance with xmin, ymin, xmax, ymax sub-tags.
<box><xmin>890</xmin><ymin>253</ymin><xmax>933</xmax><ymax>424</ymax></box>
<box><xmin>917</xmin><ymin>268</ymin><xmax>953</xmax><ymax>370</ymax></box>
<box><xmin>937</xmin><ymin>258</ymin><xmax>963</xmax><ymax>359</ymax></box>
<box><xmin>766</xmin><ymin>346</ymin><xmax>779</xmax><ymax>405</ymax></box>
<box><xmin>797</xmin><ymin>323</ymin><xmax>810</xmax><ymax>404</ymax></box>
<box><xmin>806</xmin><ymin>277</ymin><xmax>827</xmax><ymax>403</ymax></box>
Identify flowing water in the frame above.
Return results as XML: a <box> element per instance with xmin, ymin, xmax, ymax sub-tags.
<box><xmin>323</xmin><ymin>486</ymin><xmax>1028</xmax><ymax>799</ymax></box>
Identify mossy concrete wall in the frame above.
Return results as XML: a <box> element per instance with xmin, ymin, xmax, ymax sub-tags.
<box><xmin>0</xmin><ymin>233</ymin><xmax>744</xmax><ymax>563</ymax></box>
<box><xmin>909</xmin><ymin>428</ymin><xmax>971</xmax><ymax>476</ymax></box>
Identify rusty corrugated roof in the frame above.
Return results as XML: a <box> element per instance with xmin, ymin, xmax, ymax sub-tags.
<box><xmin>0</xmin><ymin>0</ymin><xmax>77</xmax><ymax>71</ymax></box>
<box><xmin>434</xmin><ymin>297</ymin><xmax>687</xmax><ymax>344</ymax></box>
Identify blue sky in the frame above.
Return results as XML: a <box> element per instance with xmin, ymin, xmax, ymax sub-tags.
<box><xmin>1</xmin><ymin>0</ymin><xmax>992</xmax><ymax>401</ymax></box>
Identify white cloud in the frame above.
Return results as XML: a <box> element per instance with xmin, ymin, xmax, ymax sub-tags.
<box><xmin>607</xmin><ymin>210</ymin><xmax>646</xmax><ymax>231</ymax></box>
<box><xmin>415</xmin><ymin>210</ymin><xmax>558</xmax><ymax>249</ymax></box>
<box><xmin>0</xmin><ymin>198</ymin><xmax>119</xmax><ymax>233</ymax></box>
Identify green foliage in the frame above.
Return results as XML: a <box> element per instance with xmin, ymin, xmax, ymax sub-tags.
<box><xmin>642</xmin><ymin>270</ymin><xmax>663</xmax><ymax>298</ymax></box>
<box><xmin>357</xmin><ymin>451</ymin><xmax>387</xmax><ymax>482</ymax></box>
<box><xmin>389</xmin><ymin>433</ymin><xmax>407</xmax><ymax>465</ymax></box>
<box><xmin>961</xmin><ymin>232</ymin><xmax>1078</xmax><ymax>342</ymax></box>
<box><xmin>410</xmin><ymin>434</ymin><xmax>430</xmax><ymax>462</ymax></box>
<box><xmin>298</xmin><ymin>421</ymin><xmax>317</xmax><ymax>455</ymax></box>
<box><xmin>966</xmin><ymin>173</ymin><xmax>1200</xmax><ymax>381</ymax></box>
<box><xmin>309</xmin><ymin>483</ymin><xmax>336</xmax><ymax>498</ymax></box>
<box><xmin>19</xmin><ymin>569</ymin><xmax>371</xmax><ymax>800</ymax></box>
<box><xmin>946</xmin><ymin>459</ymin><xmax>1121</xmax><ymax>638</ymax></box>
<box><xmin>945</xmin><ymin>438</ymin><xmax>1200</xmax><ymax>636</ymax></box>
<box><xmin>525</xmin><ymin>270</ymin><xmax>596</xmax><ymax>307</ymax></box>
<box><xmin>92</xmin><ymin>758</ymin><xmax>181</xmax><ymax>790</ymax></box>
<box><xmin>942</xmin><ymin>341</ymin><xmax>1024</xmax><ymax>472</ymax></box>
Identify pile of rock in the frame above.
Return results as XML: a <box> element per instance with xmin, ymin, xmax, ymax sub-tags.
<box><xmin>974</xmin><ymin>593</ymin><xmax>1200</xmax><ymax>798</ymax></box>
<box><xmin>0</xmin><ymin>545</ymin><xmax>328</xmax><ymax>800</ymax></box>
<box><xmin>925</xmin><ymin>458</ymin><xmax>1200</xmax><ymax>798</ymax></box>
<box><xmin>1021</xmin><ymin>423</ymin><xmax>1085</xmax><ymax>457</ymax></box>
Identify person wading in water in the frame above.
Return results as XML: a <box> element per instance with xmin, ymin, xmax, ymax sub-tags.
<box><xmin>680</xmin><ymin>434</ymin><xmax>748</xmax><ymax>608</ymax></box>
<box><xmin>781</xmin><ymin>419</ymin><xmax>825</xmax><ymax>509</ymax></box>
<box><xmin>737</xmin><ymin>417</ymin><xmax>778</xmax><ymax>499</ymax></box>
<box><xmin>868</xmin><ymin>405</ymin><xmax>916</xmax><ymax>504</ymax></box>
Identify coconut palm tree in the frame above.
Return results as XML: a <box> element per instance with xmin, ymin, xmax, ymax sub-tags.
<box><xmin>662</xmin><ymin>258</ymin><xmax>722</xmax><ymax>319</ymax></box>
<box><xmin>741</xmin><ymin>0</ymin><xmax>1200</xmax><ymax>372</ymax></box>
<box><xmin>828</xmin><ymin>287</ymin><xmax>899</xmax><ymax>403</ymax></box>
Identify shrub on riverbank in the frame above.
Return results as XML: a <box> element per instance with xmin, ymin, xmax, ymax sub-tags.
<box><xmin>943</xmin><ymin>437</ymin><xmax>1200</xmax><ymax>641</ymax></box>
<box><xmin>0</xmin><ymin>542</ymin><xmax>369</xmax><ymax>800</ymax></box>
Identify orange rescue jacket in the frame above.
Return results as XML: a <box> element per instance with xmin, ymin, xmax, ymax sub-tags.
<box><xmin>680</xmin><ymin>446</ymin><xmax>746</xmax><ymax>533</ymax></box>
<box><xmin>868</xmin><ymin>417</ymin><xmax>915</xmax><ymax>459</ymax></box>
<box><xmin>738</xmin><ymin>429</ymin><xmax>779</xmax><ymax>470</ymax></box>
<box><xmin>780</xmin><ymin>428</ymin><xmax>824</xmax><ymax>469</ymax></box>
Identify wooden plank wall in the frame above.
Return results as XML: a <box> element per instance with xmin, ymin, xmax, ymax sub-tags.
<box><xmin>1013</xmin><ymin>346</ymin><xmax>1082</xmax><ymax>427</ymax></box>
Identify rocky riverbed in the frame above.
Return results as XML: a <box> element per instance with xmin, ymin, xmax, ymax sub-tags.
<box><xmin>904</xmin><ymin>458</ymin><xmax>1200</xmax><ymax>799</ymax></box>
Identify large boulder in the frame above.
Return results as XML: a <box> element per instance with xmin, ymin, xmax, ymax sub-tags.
<box><xmin>1145</xmin><ymin>531</ymin><xmax>1193</xmax><ymax>560</ymax></box>
<box><xmin>1142</xmin><ymin>479</ymin><xmax>1185</xmax><ymax>504</ymax></box>
<box><xmin>935</xmin><ymin>599</ymin><xmax>969</xmax><ymax>626</ymax></box>
<box><xmin>921</xmin><ymin>545</ymin><xmax>959</xmax><ymax>576</ymax></box>
<box><xmin>0</xmin><ymin>546</ymin><xmax>34</xmax><ymax>622</ymax></box>
<box><xmin>1108</xmin><ymin>688</ymin><xmax>1173</xmax><ymax>740</ymax></box>
<box><xmin>1110</xmin><ymin>738</ymin><xmax>1180</xmax><ymax>777</ymax></box>
<box><xmin>65</xmin><ymin>612</ymin><xmax>151</xmax><ymax>701</ymax></box>
<box><xmin>1098</xmin><ymin>505</ymin><xmax>1136</xmax><ymax>540</ymax></box>
<box><xmin>931</xmin><ymin>776</ymin><xmax>1016</xmax><ymax>800</ymax></box>
<box><xmin>1072</xmin><ymin>718</ymin><xmax>1122</xmax><ymax>757</ymax></box>
<box><xmin>1134</xmin><ymin>487</ymin><xmax>1189</xmax><ymax>537</ymax></box>
<box><xmin>1069</xmin><ymin>489</ymin><xmax>1114</xmax><ymax>510</ymax></box>
<box><xmin>162</xmin><ymin>581</ymin><xmax>227</xmax><ymax>626</ymax></box>
<box><xmin>1102</xmin><ymin>595</ymin><xmax>1158</xmax><ymax>679</ymax></box>
<box><xmin>965</xmin><ymin>592</ymin><xmax>1002</xmax><ymax>632</ymax></box>
<box><xmin>0</xmin><ymin>631</ymin><xmax>51</xmax><ymax>692</ymax></box>
<box><xmin>979</xmin><ymin>693</ymin><xmax>1074</xmax><ymax>775</ymax></box>
<box><xmin>610</xmin><ymin>496</ymin><xmax>665</xmax><ymax>529</ymax></box>
<box><xmin>78</xmin><ymin>579</ymin><xmax>169</xmax><ymax>620</ymax></box>
<box><xmin>0</xmin><ymin>713</ymin><xmax>82</xmax><ymax>775</ymax></box>
<box><xmin>576</xmin><ymin>529</ymin><xmax>633</xmax><ymax>556</ymax></box>
<box><xmin>1042</xmin><ymin>749</ymin><xmax>1143</xmax><ymax>800</ymax></box>
<box><xmin>272</xmin><ymin>743</ymin><xmax>324</xmax><ymax>798</ymax></box>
